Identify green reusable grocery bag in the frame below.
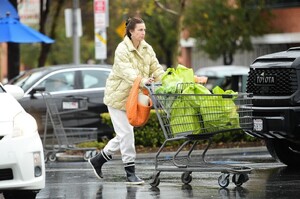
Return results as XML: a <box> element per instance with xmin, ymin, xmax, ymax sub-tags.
<box><xmin>211</xmin><ymin>86</ymin><xmax>240</xmax><ymax>130</ymax></box>
<box><xmin>160</xmin><ymin>64</ymin><xmax>195</xmax><ymax>94</ymax></box>
<box><xmin>161</xmin><ymin>67</ymin><xmax>183</xmax><ymax>93</ymax></box>
<box><xmin>182</xmin><ymin>83</ymin><xmax>211</xmax><ymax>107</ymax></box>
<box><xmin>181</xmin><ymin>84</ymin><xmax>240</xmax><ymax>133</ymax></box>
<box><xmin>170</xmin><ymin>95</ymin><xmax>201</xmax><ymax>136</ymax></box>
<box><xmin>169</xmin><ymin>83</ymin><xmax>209</xmax><ymax>136</ymax></box>
<box><xmin>175</xmin><ymin>64</ymin><xmax>194</xmax><ymax>83</ymax></box>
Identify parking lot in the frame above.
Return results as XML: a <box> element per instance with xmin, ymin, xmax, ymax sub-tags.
<box><xmin>30</xmin><ymin>146</ymin><xmax>300</xmax><ymax>199</ymax></box>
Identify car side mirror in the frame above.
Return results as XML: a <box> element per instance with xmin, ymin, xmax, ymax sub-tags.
<box><xmin>29</xmin><ymin>87</ymin><xmax>46</xmax><ymax>99</ymax></box>
<box><xmin>3</xmin><ymin>84</ymin><xmax>24</xmax><ymax>100</ymax></box>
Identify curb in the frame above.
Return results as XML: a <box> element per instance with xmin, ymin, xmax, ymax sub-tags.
<box><xmin>54</xmin><ymin>146</ymin><xmax>269</xmax><ymax>162</ymax></box>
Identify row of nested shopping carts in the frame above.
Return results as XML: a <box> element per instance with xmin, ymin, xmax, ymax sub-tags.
<box><xmin>41</xmin><ymin>92</ymin><xmax>98</xmax><ymax>162</ymax></box>
<box><xmin>146</xmin><ymin>83</ymin><xmax>253</xmax><ymax>188</ymax></box>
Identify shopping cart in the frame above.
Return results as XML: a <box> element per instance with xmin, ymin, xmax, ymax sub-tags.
<box><xmin>147</xmin><ymin>83</ymin><xmax>253</xmax><ymax>188</ymax></box>
<box><xmin>41</xmin><ymin>92</ymin><xmax>98</xmax><ymax>162</ymax></box>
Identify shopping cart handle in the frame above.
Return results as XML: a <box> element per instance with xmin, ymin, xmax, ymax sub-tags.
<box><xmin>145</xmin><ymin>83</ymin><xmax>161</xmax><ymax>93</ymax></box>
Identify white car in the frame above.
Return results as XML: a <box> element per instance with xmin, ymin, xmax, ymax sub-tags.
<box><xmin>195</xmin><ymin>65</ymin><xmax>249</xmax><ymax>91</ymax></box>
<box><xmin>0</xmin><ymin>83</ymin><xmax>45</xmax><ymax>199</ymax></box>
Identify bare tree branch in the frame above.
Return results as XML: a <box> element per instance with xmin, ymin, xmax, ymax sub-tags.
<box><xmin>154</xmin><ymin>0</ymin><xmax>178</xmax><ymax>15</ymax></box>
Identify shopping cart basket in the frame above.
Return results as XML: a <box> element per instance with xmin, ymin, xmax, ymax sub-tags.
<box><xmin>41</xmin><ymin>92</ymin><xmax>98</xmax><ymax>162</ymax></box>
<box><xmin>147</xmin><ymin>83</ymin><xmax>253</xmax><ymax>188</ymax></box>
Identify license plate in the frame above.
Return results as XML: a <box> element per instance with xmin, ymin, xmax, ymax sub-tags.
<box><xmin>62</xmin><ymin>101</ymin><xmax>79</xmax><ymax>109</ymax></box>
<box><xmin>253</xmin><ymin>119</ymin><xmax>263</xmax><ymax>131</ymax></box>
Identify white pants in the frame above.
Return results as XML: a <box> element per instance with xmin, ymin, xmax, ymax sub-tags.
<box><xmin>103</xmin><ymin>106</ymin><xmax>136</xmax><ymax>163</ymax></box>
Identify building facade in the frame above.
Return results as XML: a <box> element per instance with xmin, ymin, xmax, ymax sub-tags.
<box><xmin>192</xmin><ymin>1</ymin><xmax>300</xmax><ymax>71</ymax></box>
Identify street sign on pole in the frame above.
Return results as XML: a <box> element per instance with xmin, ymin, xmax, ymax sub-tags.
<box><xmin>64</xmin><ymin>8</ymin><xmax>82</xmax><ymax>38</ymax></box>
<box><xmin>116</xmin><ymin>20</ymin><xmax>126</xmax><ymax>38</ymax></box>
<box><xmin>94</xmin><ymin>0</ymin><xmax>108</xmax><ymax>60</ymax></box>
<box><xmin>72</xmin><ymin>0</ymin><xmax>80</xmax><ymax>65</ymax></box>
<box><xmin>95</xmin><ymin>29</ymin><xmax>107</xmax><ymax>60</ymax></box>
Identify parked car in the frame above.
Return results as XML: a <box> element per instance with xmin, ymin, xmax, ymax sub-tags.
<box><xmin>0</xmin><ymin>83</ymin><xmax>45</xmax><ymax>199</ymax></box>
<box><xmin>9</xmin><ymin>64</ymin><xmax>113</xmax><ymax>139</ymax></box>
<box><xmin>195</xmin><ymin>65</ymin><xmax>249</xmax><ymax>91</ymax></box>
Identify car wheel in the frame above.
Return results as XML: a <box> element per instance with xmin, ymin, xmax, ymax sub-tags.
<box><xmin>265</xmin><ymin>139</ymin><xmax>300</xmax><ymax>167</ymax></box>
<box><xmin>3</xmin><ymin>190</ymin><xmax>39</xmax><ymax>199</ymax></box>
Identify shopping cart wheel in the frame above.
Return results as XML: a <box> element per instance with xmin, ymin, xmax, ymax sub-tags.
<box><xmin>181</xmin><ymin>171</ymin><xmax>192</xmax><ymax>184</ymax></box>
<box><xmin>83</xmin><ymin>151</ymin><xmax>92</xmax><ymax>161</ymax></box>
<box><xmin>149</xmin><ymin>171</ymin><xmax>161</xmax><ymax>187</ymax></box>
<box><xmin>91</xmin><ymin>150</ymin><xmax>98</xmax><ymax>157</ymax></box>
<box><xmin>232</xmin><ymin>173</ymin><xmax>249</xmax><ymax>187</ymax></box>
<box><xmin>218</xmin><ymin>174</ymin><xmax>230</xmax><ymax>188</ymax></box>
<box><xmin>48</xmin><ymin>152</ymin><xmax>57</xmax><ymax>162</ymax></box>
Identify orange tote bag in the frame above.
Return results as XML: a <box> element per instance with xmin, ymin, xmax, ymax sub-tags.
<box><xmin>126</xmin><ymin>76</ymin><xmax>152</xmax><ymax>127</ymax></box>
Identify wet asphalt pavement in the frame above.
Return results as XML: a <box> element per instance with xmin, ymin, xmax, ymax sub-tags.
<box><xmin>31</xmin><ymin>146</ymin><xmax>300</xmax><ymax>199</ymax></box>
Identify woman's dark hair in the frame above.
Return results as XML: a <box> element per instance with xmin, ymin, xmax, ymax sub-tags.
<box><xmin>125</xmin><ymin>17</ymin><xmax>144</xmax><ymax>39</ymax></box>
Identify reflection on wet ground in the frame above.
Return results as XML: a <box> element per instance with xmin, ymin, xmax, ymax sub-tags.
<box><xmin>32</xmin><ymin>158</ymin><xmax>300</xmax><ymax>199</ymax></box>
<box><xmin>0</xmin><ymin>147</ymin><xmax>283</xmax><ymax>198</ymax></box>
<box><xmin>264</xmin><ymin>167</ymin><xmax>300</xmax><ymax>199</ymax></box>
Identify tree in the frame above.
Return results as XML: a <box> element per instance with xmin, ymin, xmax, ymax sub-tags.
<box><xmin>107</xmin><ymin>0</ymin><xmax>185</xmax><ymax>68</ymax></box>
<box><xmin>184</xmin><ymin>0</ymin><xmax>272</xmax><ymax>65</ymax></box>
<box><xmin>18</xmin><ymin>0</ymin><xmax>185</xmax><ymax>69</ymax></box>
<box><xmin>148</xmin><ymin>0</ymin><xmax>187</xmax><ymax>67</ymax></box>
<box><xmin>38</xmin><ymin>0</ymin><xmax>65</xmax><ymax>67</ymax></box>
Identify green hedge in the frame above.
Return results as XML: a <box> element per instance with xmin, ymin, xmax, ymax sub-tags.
<box><xmin>99</xmin><ymin>110</ymin><xmax>258</xmax><ymax>148</ymax></box>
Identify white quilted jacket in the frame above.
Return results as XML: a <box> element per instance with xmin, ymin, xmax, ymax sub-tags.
<box><xmin>104</xmin><ymin>36</ymin><xmax>165</xmax><ymax>110</ymax></box>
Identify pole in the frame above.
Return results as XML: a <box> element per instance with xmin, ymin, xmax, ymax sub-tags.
<box><xmin>7</xmin><ymin>0</ymin><xmax>20</xmax><ymax>81</ymax></box>
<box><xmin>72</xmin><ymin>0</ymin><xmax>80</xmax><ymax>65</ymax></box>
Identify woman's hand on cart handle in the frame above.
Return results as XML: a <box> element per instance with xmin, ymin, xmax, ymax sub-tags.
<box><xmin>194</xmin><ymin>76</ymin><xmax>208</xmax><ymax>84</ymax></box>
<box><xmin>142</xmin><ymin>77</ymin><xmax>155</xmax><ymax>85</ymax></box>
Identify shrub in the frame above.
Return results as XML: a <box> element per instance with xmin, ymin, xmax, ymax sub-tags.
<box><xmin>99</xmin><ymin>110</ymin><xmax>258</xmax><ymax>148</ymax></box>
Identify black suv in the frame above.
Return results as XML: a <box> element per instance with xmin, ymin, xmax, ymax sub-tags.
<box><xmin>246</xmin><ymin>47</ymin><xmax>300</xmax><ymax>167</ymax></box>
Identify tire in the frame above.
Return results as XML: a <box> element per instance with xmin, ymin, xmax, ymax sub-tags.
<box><xmin>3</xmin><ymin>190</ymin><xmax>38</xmax><ymax>199</ymax></box>
<box><xmin>265</xmin><ymin>139</ymin><xmax>300</xmax><ymax>167</ymax></box>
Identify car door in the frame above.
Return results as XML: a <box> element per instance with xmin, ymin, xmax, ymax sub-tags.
<box><xmin>19</xmin><ymin>70</ymin><xmax>77</xmax><ymax>132</ymax></box>
<box><xmin>75</xmin><ymin>68</ymin><xmax>111</xmax><ymax>135</ymax></box>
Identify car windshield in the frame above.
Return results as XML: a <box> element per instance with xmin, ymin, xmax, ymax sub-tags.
<box><xmin>12</xmin><ymin>70</ymin><xmax>45</xmax><ymax>91</ymax></box>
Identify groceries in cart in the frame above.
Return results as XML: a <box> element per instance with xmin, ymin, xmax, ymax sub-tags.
<box><xmin>146</xmin><ymin>65</ymin><xmax>253</xmax><ymax>188</ymax></box>
<box><xmin>153</xmin><ymin>65</ymin><xmax>250</xmax><ymax>137</ymax></box>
